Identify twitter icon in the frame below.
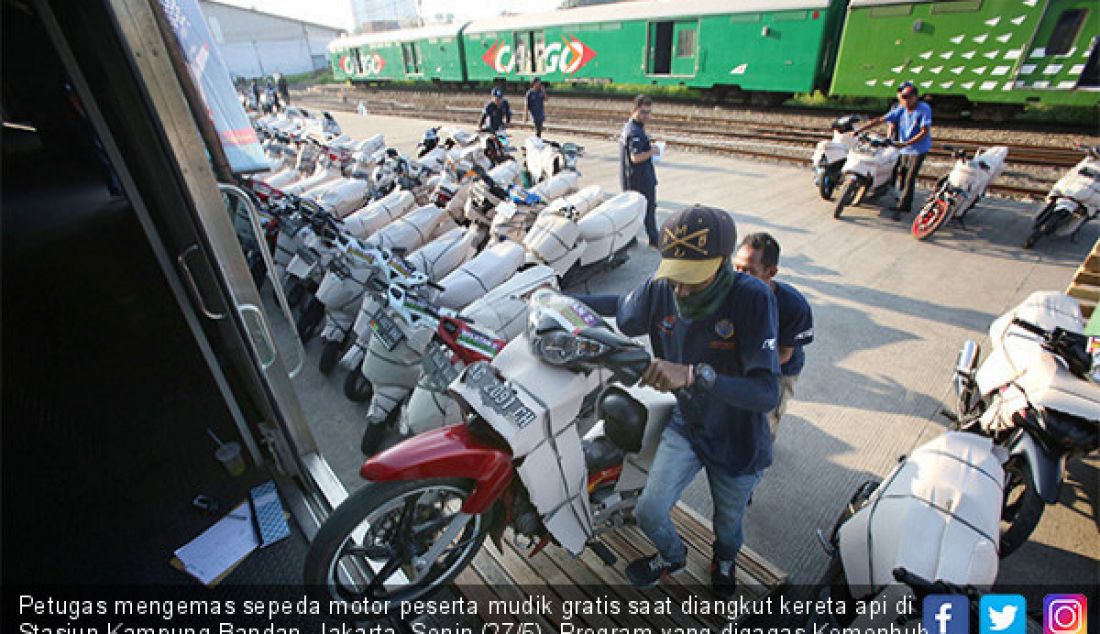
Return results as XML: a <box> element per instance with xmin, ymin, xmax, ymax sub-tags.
<box><xmin>981</xmin><ymin>594</ymin><xmax>1027</xmax><ymax>634</ymax></box>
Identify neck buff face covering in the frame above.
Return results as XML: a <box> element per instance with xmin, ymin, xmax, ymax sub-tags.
<box><xmin>674</xmin><ymin>261</ymin><xmax>734</xmax><ymax>321</ymax></box>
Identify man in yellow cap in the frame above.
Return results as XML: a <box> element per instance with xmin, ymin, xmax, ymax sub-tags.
<box><xmin>578</xmin><ymin>205</ymin><xmax>780</xmax><ymax>597</ymax></box>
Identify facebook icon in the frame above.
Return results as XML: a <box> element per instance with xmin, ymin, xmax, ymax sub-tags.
<box><xmin>924</xmin><ymin>595</ymin><xmax>970</xmax><ymax>634</ymax></box>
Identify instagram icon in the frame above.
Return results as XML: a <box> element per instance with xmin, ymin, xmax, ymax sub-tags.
<box><xmin>1044</xmin><ymin>595</ymin><xmax>1087</xmax><ymax>634</ymax></box>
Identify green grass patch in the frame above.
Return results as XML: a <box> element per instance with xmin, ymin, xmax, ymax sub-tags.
<box><xmin>1018</xmin><ymin>103</ymin><xmax>1099</xmax><ymax>128</ymax></box>
<box><xmin>284</xmin><ymin>68</ymin><xmax>338</xmax><ymax>86</ymax></box>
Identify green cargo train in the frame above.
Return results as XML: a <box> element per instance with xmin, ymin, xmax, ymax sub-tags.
<box><xmin>328</xmin><ymin>23</ymin><xmax>469</xmax><ymax>83</ymax></box>
<box><xmin>460</xmin><ymin>0</ymin><xmax>846</xmax><ymax>100</ymax></box>
<box><xmin>831</xmin><ymin>0</ymin><xmax>1100</xmax><ymax>108</ymax></box>
<box><xmin>326</xmin><ymin>0</ymin><xmax>1098</xmax><ymax>111</ymax></box>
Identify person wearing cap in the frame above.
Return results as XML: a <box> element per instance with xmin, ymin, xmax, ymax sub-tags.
<box><xmin>733</xmin><ymin>233</ymin><xmax>813</xmax><ymax>440</ymax></box>
<box><xmin>621</xmin><ymin>95</ymin><xmax>661</xmax><ymax>247</ymax></box>
<box><xmin>858</xmin><ymin>80</ymin><xmax>933</xmax><ymax>220</ymax></box>
<box><xmin>577</xmin><ymin>205</ymin><xmax>780</xmax><ymax>597</ymax></box>
<box><xmin>479</xmin><ymin>87</ymin><xmax>512</xmax><ymax>132</ymax></box>
<box><xmin>523</xmin><ymin>77</ymin><xmax>547</xmax><ymax>137</ymax></box>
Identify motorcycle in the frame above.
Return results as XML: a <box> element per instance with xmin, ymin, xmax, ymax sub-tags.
<box><xmin>304</xmin><ymin>289</ymin><xmax>679</xmax><ymax>611</ymax></box>
<box><xmin>487</xmin><ymin>170</ymin><xmax>582</xmax><ymax>243</ymax></box>
<box><xmin>370</xmin><ymin>148</ymin><xmax>439</xmax><ymax>206</ymax></box>
<box><xmin>305</xmin><ymin>145</ymin><xmax>386</xmax><ymax>219</ymax></box>
<box><xmin>811</xmin><ymin>430</ymin><xmax>1004</xmax><ymax>626</ymax></box>
<box><xmin>343</xmin><ymin>189</ymin><xmax>418</xmax><ymax>240</ymax></box>
<box><xmin>283</xmin><ymin>143</ymin><xmax>348</xmax><ymax>197</ymax></box>
<box><xmin>399</xmin><ymin>265</ymin><xmax>559</xmax><ymax>438</ymax></box>
<box><xmin>812</xmin><ymin>114</ymin><xmax>863</xmax><ymax>201</ymax></box>
<box><xmin>341</xmin><ymin>240</ymin><xmax>526</xmax><ymax>405</ymax></box>
<box><xmin>462</xmin><ymin>161</ymin><xmax>522</xmax><ymax>229</ymax></box>
<box><xmin>911</xmin><ymin>145</ymin><xmax>1008</xmax><ymax>240</ymax></box>
<box><xmin>1023</xmin><ymin>144</ymin><xmax>1100</xmax><ymax>249</ymax></box>
<box><xmin>522</xmin><ymin>136</ymin><xmax>584</xmax><ymax>185</ymax></box>
<box><xmin>832</xmin><ymin>133</ymin><xmax>901</xmax><ymax>220</ymax></box>
<box><xmin>309</xmin><ymin>225</ymin><xmax>483</xmax><ymax>373</ymax></box>
<box><xmin>294</xmin><ymin>203</ymin><xmax>454</xmax><ymax>335</ymax></box>
<box><xmin>524</xmin><ymin>189</ymin><xmax>645</xmax><ymax>288</ymax></box>
<box><xmin>258</xmin><ymin>138</ymin><xmax>321</xmax><ymax>195</ymax></box>
<box><xmin>951</xmin><ymin>290</ymin><xmax>1099</xmax><ymax>555</ymax></box>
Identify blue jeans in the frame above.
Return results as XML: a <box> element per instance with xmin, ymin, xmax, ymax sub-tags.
<box><xmin>635</xmin><ymin>425</ymin><xmax>762</xmax><ymax>563</ymax></box>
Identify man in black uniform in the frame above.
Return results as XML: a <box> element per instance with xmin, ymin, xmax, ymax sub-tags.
<box><xmin>620</xmin><ymin>94</ymin><xmax>660</xmax><ymax>247</ymax></box>
<box><xmin>478</xmin><ymin>87</ymin><xmax>511</xmax><ymax>132</ymax></box>
<box><xmin>733</xmin><ymin>233</ymin><xmax>814</xmax><ymax>439</ymax></box>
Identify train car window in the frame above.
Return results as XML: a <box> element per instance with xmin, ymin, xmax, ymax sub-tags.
<box><xmin>535</xmin><ymin>31</ymin><xmax>547</xmax><ymax>73</ymax></box>
<box><xmin>676</xmin><ymin>28</ymin><xmax>696</xmax><ymax>58</ymax></box>
<box><xmin>729</xmin><ymin>13</ymin><xmax>761</xmax><ymax>23</ymax></box>
<box><xmin>514</xmin><ymin>31</ymin><xmax>535</xmax><ymax>74</ymax></box>
<box><xmin>1047</xmin><ymin>9</ymin><xmax>1088</xmax><ymax>56</ymax></box>
<box><xmin>403</xmin><ymin>42</ymin><xmax>422</xmax><ymax>74</ymax></box>
<box><xmin>931</xmin><ymin>1</ymin><xmax>982</xmax><ymax>14</ymax></box>
<box><xmin>871</xmin><ymin>6</ymin><xmax>912</xmax><ymax>17</ymax></box>
<box><xmin>1079</xmin><ymin>41</ymin><xmax>1100</xmax><ymax>87</ymax></box>
<box><xmin>598</xmin><ymin>22</ymin><xmax>622</xmax><ymax>30</ymax></box>
<box><xmin>775</xmin><ymin>11</ymin><xmax>809</xmax><ymax>21</ymax></box>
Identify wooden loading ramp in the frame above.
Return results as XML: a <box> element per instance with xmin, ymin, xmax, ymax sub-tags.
<box><xmin>1066</xmin><ymin>238</ymin><xmax>1100</xmax><ymax>319</ymax></box>
<box><xmin>445</xmin><ymin>503</ymin><xmax>788</xmax><ymax>631</ymax></box>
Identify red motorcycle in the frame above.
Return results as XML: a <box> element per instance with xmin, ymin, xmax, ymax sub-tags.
<box><xmin>304</xmin><ymin>290</ymin><xmax>665</xmax><ymax>614</ymax></box>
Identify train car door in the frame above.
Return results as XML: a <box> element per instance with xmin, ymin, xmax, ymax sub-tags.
<box><xmin>670</xmin><ymin>20</ymin><xmax>698</xmax><ymax>76</ymax></box>
<box><xmin>647</xmin><ymin>19</ymin><xmax>698</xmax><ymax>76</ymax></box>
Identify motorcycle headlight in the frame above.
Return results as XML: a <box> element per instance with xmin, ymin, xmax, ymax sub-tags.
<box><xmin>530</xmin><ymin>330</ymin><xmax>610</xmax><ymax>367</ymax></box>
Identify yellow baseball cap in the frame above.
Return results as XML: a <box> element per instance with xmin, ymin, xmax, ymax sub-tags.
<box><xmin>653</xmin><ymin>205</ymin><xmax>737</xmax><ymax>284</ymax></box>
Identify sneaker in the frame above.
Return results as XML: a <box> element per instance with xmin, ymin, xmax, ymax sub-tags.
<box><xmin>711</xmin><ymin>558</ymin><xmax>737</xmax><ymax>598</ymax></box>
<box><xmin>360</xmin><ymin>422</ymin><xmax>387</xmax><ymax>456</ymax></box>
<box><xmin>625</xmin><ymin>553</ymin><xmax>685</xmax><ymax>587</ymax></box>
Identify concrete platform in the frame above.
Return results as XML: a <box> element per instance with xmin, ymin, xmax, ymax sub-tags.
<box><xmin>271</xmin><ymin>111</ymin><xmax>1098</xmax><ymax>590</ymax></box>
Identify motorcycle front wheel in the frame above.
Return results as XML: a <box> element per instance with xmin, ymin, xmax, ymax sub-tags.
<box><xmin>304</xmin><ymin>478</ymin><xmax>490</xmax><ymax>617</ymax></box>
<box><xmin>345</xmin><ymin>370</ymin><xmax>374</xmax><ymax>402</ymax></box>
<box><xmin>1022</xmin><ymin>202</ymin><xmax>1057</xmax><ymax>249</ymax></box>
<box><xmin>818</xmin><ymin>173</ymin><xmax>837</xmax><ymax>201</ymax></box>
<box><xmin>833</xmin><ymin>179</ymin><xmax>859</xmax><ymax>219</ymax></box>
<box><xmin>319</xmin><ymin>335</ymin><xmax>349</xmax><ymax>375</ymax></box>
<box><xmin>297</xmin><ymin>297</ymin><xmax>325</xmax><ymax>342</ymax></box>
<box><xmin>912</xmin><ymin>195</ymin><xmax>954</xmax><ymax>240</ymax></box>
<box><xmin>999</xmin><ymin>456</ymin><xmax>1045</xmax><ymax>557</ymax></box>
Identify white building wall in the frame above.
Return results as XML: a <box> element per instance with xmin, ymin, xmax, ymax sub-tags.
<box><xmin>199</xmin><ymin>1</ymin><xmax>341</xmax><ymax>78</ymax></box>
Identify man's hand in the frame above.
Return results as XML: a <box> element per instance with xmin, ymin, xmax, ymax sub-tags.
<box><xmin>641</xmin><ymin>359</ymin><xmax>692</xmax><ymax>392</ymax></box>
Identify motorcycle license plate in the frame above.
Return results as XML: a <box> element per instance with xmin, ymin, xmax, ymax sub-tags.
<box><xmin>462</xmin><ymin>363</ymin><xmax>537</xmax><ymax>430</ymax></box>
<box><xmin>422</xmin><ymin>345</ymin><xmax>459</xmax><ymax>391</ymax></box>
<box><xmin>369</xmin><ymin>307</ymin><xmax>404</xmax><ymax>350</ymax></box>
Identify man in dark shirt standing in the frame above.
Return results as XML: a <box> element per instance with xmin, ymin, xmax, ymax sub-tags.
<box><xmin>578</xmin><ymin>206</ymin><xmax>779</xmax><ymax>597</ymax></box>
<box><xmin>733</xmin><ymin>233</ymin><xmax>814</xmax><ymax>440</ymax></box>
<box><xmin>478</xmin><ymin>87</ymin><xmax>512</xmax><ymax>132</ymax></box>
<box><xmin>276</xmin><ymin>73</ymin><xmax>289</xmax><ymax>105</ymax></box>
<box><xmin>523</xmin><ymin>77</ymin><xmax>547</xmax><ymax>137</ymax></box>
<box><xmin>621</xmin><ymin>95</ymin><xmax>660</xmax><ymax>247</ymax></box>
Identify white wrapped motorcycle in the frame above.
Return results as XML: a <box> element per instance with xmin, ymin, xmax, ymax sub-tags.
<box><xmin>305</xmin><ymin>290</ymin><xmax>680</xmax><ymax>612</ymax></box>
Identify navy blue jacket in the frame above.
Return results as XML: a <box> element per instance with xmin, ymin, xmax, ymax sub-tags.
<box><xmin>580</xmin><ymin>272</ymin><xmax>780</xmax><ymax>475</ymax></box>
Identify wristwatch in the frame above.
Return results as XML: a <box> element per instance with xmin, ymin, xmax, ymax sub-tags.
<box><xmin>693</xmin><ymin>363</ymin><xmax>717</xmax><ymax>391</ymax></box>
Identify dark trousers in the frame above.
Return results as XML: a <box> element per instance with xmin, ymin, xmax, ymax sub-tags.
<box><xmin>533</xmin><ymin>119</ymin><xmax>544</xmax><ymax>137</ymax></box>
<box><xmin>629</xmin><ymin>184</ymin><xmax>659</xmax><ymax>246</ymax></box>
<box><xmin>895</xmin><ymin>153</ymin><xmax>926</xmax><ymax>212</ymax></box>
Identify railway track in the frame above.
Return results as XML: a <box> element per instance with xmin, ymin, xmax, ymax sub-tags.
<box><xmin>293</xmin><ymin>94</ymin><xmax>1058</xmax><ymax>200</ymax></box>
<box><xmin>300</xmin><ymin>83</ymin><xmax>1099</xmax><ymax>134</ymax></box>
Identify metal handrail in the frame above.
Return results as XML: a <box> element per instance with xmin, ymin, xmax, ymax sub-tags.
<box><xmin>219</xmin><ymin>183</ymin><xmax>305</xmax><ymax>378</ymax></box>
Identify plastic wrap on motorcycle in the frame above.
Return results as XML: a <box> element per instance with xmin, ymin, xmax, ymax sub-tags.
<box><xmin>450</xmin><ymin>339</ymin><xmax>598</xmax><ymax>555</ymax></box>
<box><xmin>836</xmin><ymin>431</ymin><xmax>1003</xmax><ymax>598</ymax></box>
